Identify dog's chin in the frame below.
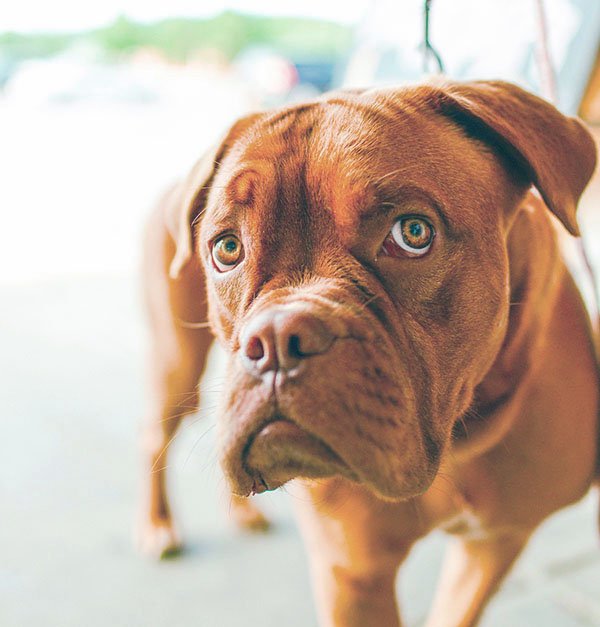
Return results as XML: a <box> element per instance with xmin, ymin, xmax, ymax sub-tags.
<box><xmin>238</xmin><ymin>418</ymin><xmax>359</xmax><ymax>495</ymax></box>
<box><xmin>223</xmin><ymin>415</ymin><xmax>438</xmax><ymax>501</ymax></box>
<box><xmin>364</xmin><ymin>459</ymin><xmax>439</xmax><ymax>502</ymax></box>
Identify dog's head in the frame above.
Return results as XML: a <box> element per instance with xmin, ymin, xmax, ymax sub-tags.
<box><xmin>169</xmin><ymin>81</ymin><xmax>595</xmax><ymax>500</ymax></box>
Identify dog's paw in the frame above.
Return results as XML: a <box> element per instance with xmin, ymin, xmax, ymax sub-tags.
<box><xmin>230</xmin><ymin>497</ymin><xmax>271</xmax><ymax>533</ymax></box>
<box><xmin>135</xmin><ymin>519</ymin><xmax>183</xmax><ymax>559</ymax></box>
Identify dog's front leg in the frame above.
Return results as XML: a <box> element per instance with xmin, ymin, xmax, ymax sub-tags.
<box><xmin>136</xmin><ymin>203</ymin><xmax>268</xmax><ymax>557</ymax></box>
<box><xmin>425</xmin><ymin>530</ymin><xmax>531</xmax><ymax>627</ymax></box>
<box><xmin>310</xmin><ymin>560</ymin><xmax>401</xmax><ymax>627</ymax></box>
<box><xmin>294</xmin><ymin>479</ymin><xmax>423</xmax><ymax>627</ymax></box>
<box><xmin>135</xmin><ymin>203</ymin><xmax>215</xmax><ymax>558</ymax></box>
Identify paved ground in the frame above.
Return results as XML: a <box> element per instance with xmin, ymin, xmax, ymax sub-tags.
<box><xmin>1</xmin><ymin>104</ymin><xmax>599</xmax><ymax>625</ymax></box>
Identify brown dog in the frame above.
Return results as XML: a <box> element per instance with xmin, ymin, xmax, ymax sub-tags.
<box><xmin>137</xmin><ymin>80</ymin><xmax>599</xmax><ymax>626</ymax></box>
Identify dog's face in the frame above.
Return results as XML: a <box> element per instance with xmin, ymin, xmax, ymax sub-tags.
<box><xmin>171</xmin><ymin>82</ymin><xmax>595</xmax><ymax>500</ymax></box>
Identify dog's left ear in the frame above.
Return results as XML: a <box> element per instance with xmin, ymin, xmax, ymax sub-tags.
<box><xmin>167</xmin><ymin>113</ymin><xmax>261</xmax><ymax>278</ymax></box>
<box><xmin>429</xmin><ymin>80</ymin><xmax>597</xmax><ymax>236</ymax></box>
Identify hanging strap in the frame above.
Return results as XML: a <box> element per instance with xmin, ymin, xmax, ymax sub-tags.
<box><xmin>534</xmin><ymin>0</ymin><xmax>559</xmax><ymax>104</ymax></box>
<box><xmin>422</xmin><ymin>0</ymin><xmax>445</xmax><ymax>73</ymax></box>
<box><xmin>534</xmin><ymin>0</ymin><xmax>600</xmax><ymax>343</ymax></box>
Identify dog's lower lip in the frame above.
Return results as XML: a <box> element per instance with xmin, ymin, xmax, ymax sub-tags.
<box><xmin>243</xmin><ymin>418</ymin><xmax>355</xmax><ymax>494</ymax></box>
<box><xmin>250</xmin><ymin>475</ymin><xmax>268</xmax><ymax>496</ymax></box>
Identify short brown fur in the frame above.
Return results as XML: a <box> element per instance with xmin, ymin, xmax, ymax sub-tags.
<box><xmin>137</xmin><ymin>80</ymin><xmax>599</xmax><ymax>626</ymax></box>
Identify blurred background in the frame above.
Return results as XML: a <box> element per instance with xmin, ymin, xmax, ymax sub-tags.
<box><xmin>1</xmin><ymin>1</ymin><xmax>599</xmax><ymax>625</ymax></box>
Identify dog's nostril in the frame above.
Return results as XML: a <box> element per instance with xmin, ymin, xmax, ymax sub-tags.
<box><xmin>280</xmin><ymin>315</ymin><xmax>334</xmax><ymax>362</ymax></box>
<box><xmin>245</xmin><ymin>336</ymin><xmax>265</xmax><ymax>361</ymax></box>
<box><xmin>287</xmin><ymin>334</ymin><xmax>303</xmax><ymax>359</ymax></box>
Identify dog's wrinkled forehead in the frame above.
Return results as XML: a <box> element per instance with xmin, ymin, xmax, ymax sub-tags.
<box><xmin>206</xmin><ymin>90</ymin><xmax>509</xmax><ymax>246</ymax></box>
<box><xmin>206</xmin><ymin>99</ymin><xmax>381</xmax><ymax>234</ymax></box>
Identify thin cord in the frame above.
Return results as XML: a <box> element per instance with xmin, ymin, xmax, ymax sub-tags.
<box><xmin>534</xmin><ymin>0</ymin><xmax>600</xmax><ymax>340</ymax></box>
<box><xmin>534</xmin><ymin>0</ymin><xmax>558</xmax><ymax>103</ymax></box>
<box><xmin>423</xmin><ymin>0</ymin><xmax>444</xmax><ymax>74</ymax></box>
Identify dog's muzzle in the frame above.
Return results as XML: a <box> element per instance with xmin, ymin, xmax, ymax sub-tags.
<box><xmin>219</xmin><ymin>295</ymin><xmax>431</xmax><ymax>501</ymax></box>
<box><xmin>236</xmin><ymin>305</ymin><xmax>354</xmax><ymax>492</ymax></box>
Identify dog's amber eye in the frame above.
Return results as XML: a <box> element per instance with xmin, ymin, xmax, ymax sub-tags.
<box><xmin>383</xmin><ymin>216</ymin><xmax>434</xmax><ymax>258</ymax></box>
<box><xmin>212</xmin><ymin>234</ymin><xmax>244</xmax><ymax>271</ymax></box>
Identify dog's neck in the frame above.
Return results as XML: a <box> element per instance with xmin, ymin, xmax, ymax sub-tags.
<box><xmin>452</xmin><ymin>193</ymin><xmax>565</xmax><ymax>458</ymax></box>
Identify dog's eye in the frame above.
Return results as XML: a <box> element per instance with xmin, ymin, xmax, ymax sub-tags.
<box><xmin>383</xmin><ymin>216</ymin><xmax>435</xmax><ymax>258</ymax></box>
<box><xmin>212</xmin><ymin>234</ymin><xmax>244</xmax><ymax>271</ymax></box>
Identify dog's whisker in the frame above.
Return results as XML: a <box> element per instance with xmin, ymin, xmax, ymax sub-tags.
<box><xmin>150</xmin><ymin>429</ymin><xmax>185</xmax><ymax>471</ymax></box>
<box><xmin>372</xmin><ymin>163</ymin><xmax>428</xmax><ymax>185</ymax></box>
<box><xmin>176</xmin><ymin>319</ymin><xmax>212</xmax><ymax>329</ymax></box>
<box><xmin>199</xmin><ymin>448</ymin><xmax>221</xmax><ymax>474</ymax></box>
<box><xmin>190</xmin><ymin>209</ymin><xmax>206</xmax><ymax>227</ymax></box>
<box><xmin>150</xmin><ymin>465</ymin><xmax>169</xmax><ymax>474</ymax></box>
<box><xmin>152</xmin><ymin>408</ymin><xmax>200</xmax><ymax>424</ymax></box>
<box><xmin>427</xmin><ymin>471</ymin><xmax>457</xmax><ymax>501</ymax></box>
<box><xmin>357</xmin><ymin>293</ymin><xmax>382</xmax><ymax>313</ymax></box>
<box><xmin>181</xmin><ymin>424</ymin><xmax>217</xmax><ymax>469</ymax></box>
<box><xmin>155</xmin><ymin>390</ymin><xmax>198</xmax><ymax>400</ymax></box>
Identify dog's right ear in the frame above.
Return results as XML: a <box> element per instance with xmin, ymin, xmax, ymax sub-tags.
<box><xmin>167</xmin><ymin>113</ymin><xmax>260</xmax><ymax>279</ymax></box>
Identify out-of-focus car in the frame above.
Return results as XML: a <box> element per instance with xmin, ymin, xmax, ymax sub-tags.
<box><xmin>234</xmin><ymin>45</ymin><xmax>338</xmax><ymax>106</ymax></box>
<box><xmin>293</xmin><ymin>59</ymin><xmax>336</xmax><ymax>93</ymax></box>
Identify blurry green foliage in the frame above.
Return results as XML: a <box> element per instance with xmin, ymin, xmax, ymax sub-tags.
<box><xmin>0</xmin><ymin>12</ymin><xmax>352</xmax><ymax>62</ymax></box>
<box><xmin>0</xmin><ymin>31</ymin><xmax>74</xmax><ymax>59</ymax></box>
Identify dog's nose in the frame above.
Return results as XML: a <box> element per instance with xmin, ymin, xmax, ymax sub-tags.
<box><xmin>241</xmin><ymin>309</ymin><xmax>335</xmax><ymax>373</ymax></box>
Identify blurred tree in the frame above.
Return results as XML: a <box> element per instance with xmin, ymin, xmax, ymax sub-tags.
<box><xmin>0</xmin><ymin>12</ymin><xmax>352</xmax><ymax>64</ymax></box>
